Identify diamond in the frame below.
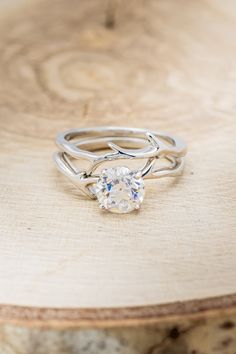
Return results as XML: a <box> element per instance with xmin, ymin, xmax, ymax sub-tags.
<box><xmin>94</xmin><ymin>166</ymin><xmax>145</xmax><ymax>213</ymax></box>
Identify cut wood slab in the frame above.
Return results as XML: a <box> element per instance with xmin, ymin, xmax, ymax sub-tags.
<box><xmin>0</xmin><ymin>0</ymin><xmax>235</xmax><ymax>353</ymax></box>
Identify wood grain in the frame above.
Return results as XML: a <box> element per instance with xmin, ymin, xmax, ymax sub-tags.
<box><xmin>0</xmin><ymin>0</ymin><xmax>236</xmax><ymax>348</ymax></box>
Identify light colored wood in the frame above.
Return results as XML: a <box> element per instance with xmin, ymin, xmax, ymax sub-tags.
<box><xmin>0</xmin><ymin>0</ymin><xmax>236</xmax><ymax>341</ymax></box>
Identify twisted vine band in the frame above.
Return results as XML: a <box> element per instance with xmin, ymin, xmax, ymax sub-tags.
<box><xmin>54</xmin><ymin>127</ymin><xmax>187</xmax><ymax>213</ymax></box>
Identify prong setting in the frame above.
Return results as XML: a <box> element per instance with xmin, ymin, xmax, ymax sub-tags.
<box><xmin>94</xmin><ymin>166</ymin><xmax>145</xmax><ymax>214</ymax></box>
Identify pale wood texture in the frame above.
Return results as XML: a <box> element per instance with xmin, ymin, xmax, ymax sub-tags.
<box><xmin>0</xmin><ymin>0</ymin><xmax>236</xmax><ymax>352</ymax></box>
<box><xmin>0</xmin><ymin>0</ymin><xmax>236</xmax><ymax>344</ymax></box>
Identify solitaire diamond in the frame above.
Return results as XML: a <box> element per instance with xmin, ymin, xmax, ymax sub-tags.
<box><xmin>94</xmin><ymin>166</ymin><xmax>145</xmax><ymax>213</ymax></box>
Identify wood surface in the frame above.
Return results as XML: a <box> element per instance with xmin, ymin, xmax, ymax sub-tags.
<box><xmin>0</xmin><ymin>0</ymin><xmax>236</xmax><ymax>352</ymax></box>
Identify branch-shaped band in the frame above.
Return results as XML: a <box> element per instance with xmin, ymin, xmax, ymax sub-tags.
<box><xmin>54</xmin><ymin>127</ymin><xmax>187</xmax><ymax>199</ymax></box>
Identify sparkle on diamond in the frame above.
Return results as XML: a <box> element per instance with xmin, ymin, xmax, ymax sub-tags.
<box><xmin>94</xmin><ymin>166</ymin><xmax>145</xmax><ymax>213</ymax></box>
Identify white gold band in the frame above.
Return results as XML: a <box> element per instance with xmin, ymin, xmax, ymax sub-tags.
<box><xmin>54</xmin><ymin>126</ymin><xmax>187</xmax><ymax>213</ymax></box>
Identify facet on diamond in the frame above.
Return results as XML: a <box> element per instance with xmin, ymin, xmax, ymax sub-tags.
<box><xmin>94</xmin><ymin>166</ymin><xmax>145</xmax><ymax>213</ymax></box>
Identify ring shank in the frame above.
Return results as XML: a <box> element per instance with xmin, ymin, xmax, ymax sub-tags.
<box><xmin>56</xmin><ymin>126</ymin><xmax>187</xmax><ymax>161</ymax></box>
<box><xmin>54</xmin><ymin>127</ymin><xmax>187</xmax><ymax>198</ymax></box>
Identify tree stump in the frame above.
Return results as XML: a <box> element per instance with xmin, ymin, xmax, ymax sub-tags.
<box><xmin>0</xmin><ymin>0</ymin><xmax>236</xmax><ymax>353</ymax></box>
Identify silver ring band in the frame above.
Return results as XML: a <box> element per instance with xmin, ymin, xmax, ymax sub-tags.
<box><xmin>54</xmin><ymin>126</ymin><xmax>187</xmax><ymax>213</ymax></box>
<box><xmin>56</xmin><ymin>126</ymin><xmax>186</xmax><ymax>160</ymax></box>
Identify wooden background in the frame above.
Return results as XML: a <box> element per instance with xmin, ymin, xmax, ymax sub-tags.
<box><xmin>0</xmin><ymin>0</ymin><xmax>236</xmax><ymax>353</ymax></box>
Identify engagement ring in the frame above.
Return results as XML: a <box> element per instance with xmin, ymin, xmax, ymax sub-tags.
<box><xmin>54</xmin><ymin>127</ymin><xmax>187</xmax><ymax>214</ymax></box>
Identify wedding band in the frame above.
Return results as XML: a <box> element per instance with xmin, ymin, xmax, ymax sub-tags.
<box><xmin>54</xmin><ymin>127</ymin><xmax>187</xmax><ymax>214</ymax></box>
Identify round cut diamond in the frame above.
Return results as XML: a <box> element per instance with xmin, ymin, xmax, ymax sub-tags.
<box><xmin>94</xmin><ymin>166</ymin><xmax>145</xmax><ymax>213</ymax></box>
